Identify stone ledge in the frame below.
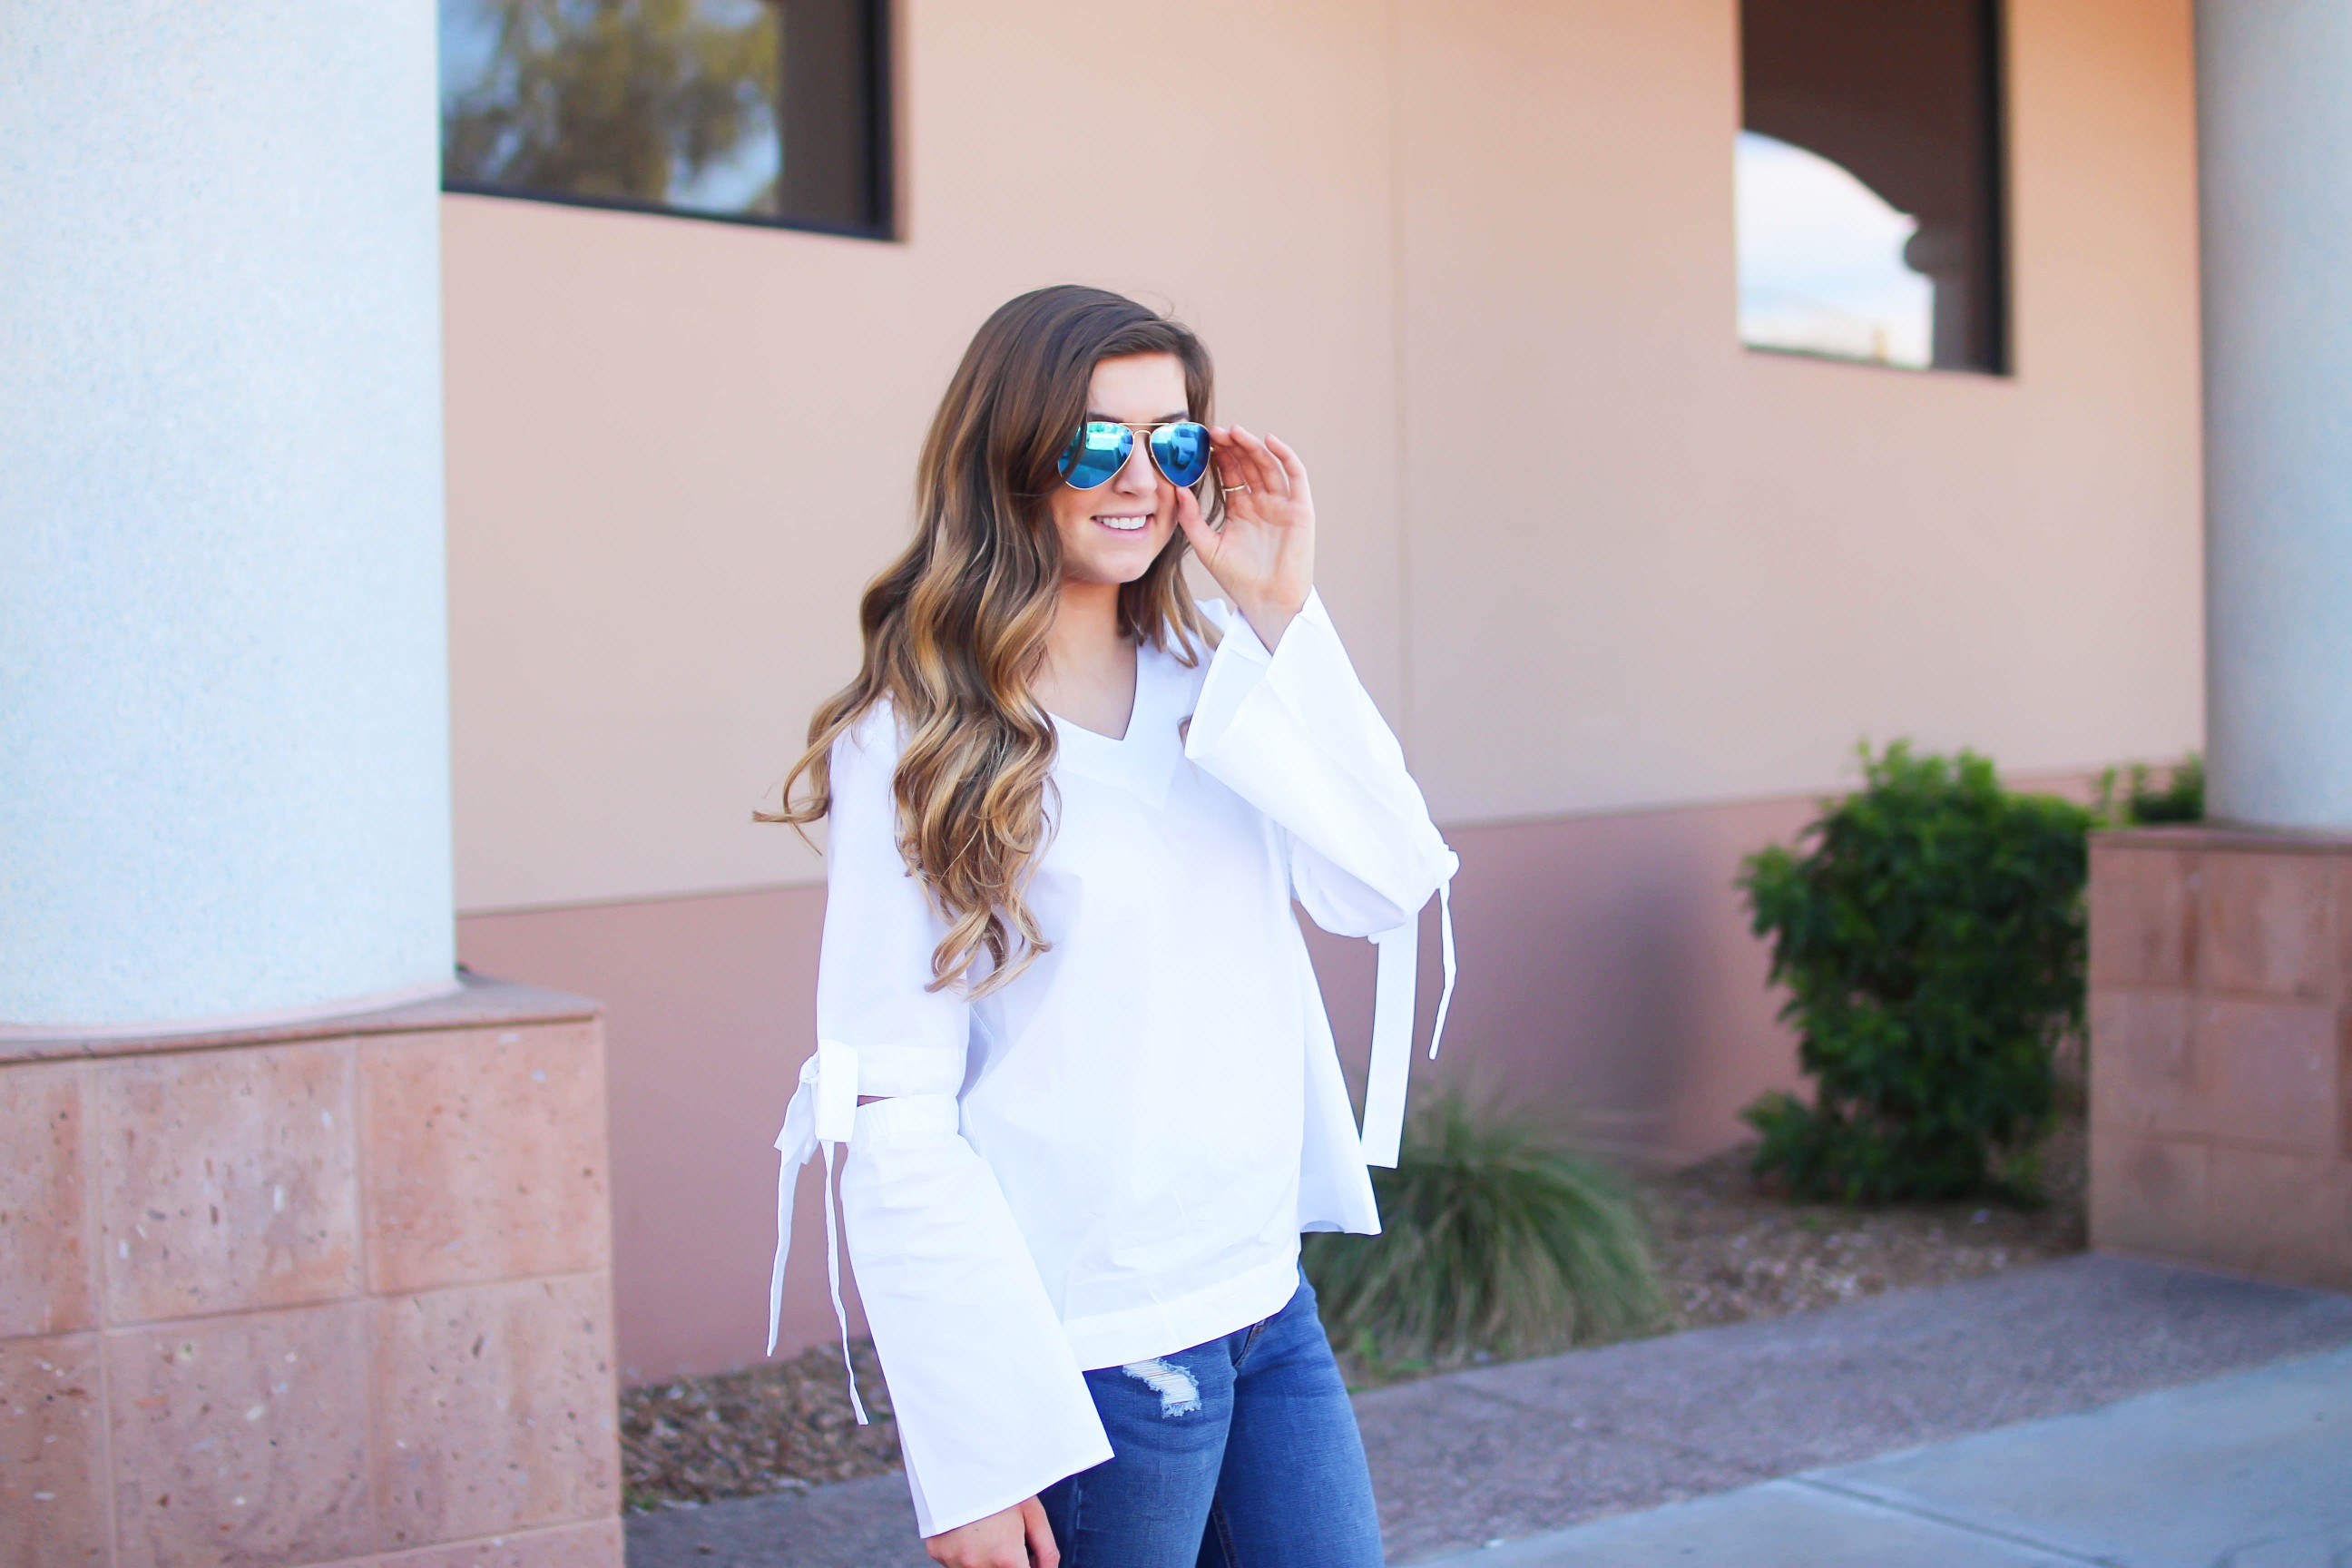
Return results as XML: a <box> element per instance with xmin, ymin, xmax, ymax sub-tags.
<box><xmin>0</xmin><ymin>969</ymin><xmax>598</xmax><ymax>1064</ymax></box>
<box><xmin>0</xmin><ymin>990</ymin><xmax>622</xmax><ymax>1564</ymax></box>
<box><xmin>2094</xmin><ymin>822</ymin><xmax>2352</xmax><ymax>855</ymax></box>
<box><xmin>2088</xmin><ymin>828</ymin><xmax>2351</xmax><ymax>1291</ymax></box>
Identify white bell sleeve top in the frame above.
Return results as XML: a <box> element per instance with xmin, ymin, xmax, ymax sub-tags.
<box><xmin>768</xmin><ymin>589</ymin><xmax>1457</xmax><ymax>1537</ymax></box>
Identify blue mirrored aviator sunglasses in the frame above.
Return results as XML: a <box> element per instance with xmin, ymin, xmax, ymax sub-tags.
<box><xmin>1056</xmin><ymin>419</ymin><xmax>1212</xmax><ymax>491</ymax></box>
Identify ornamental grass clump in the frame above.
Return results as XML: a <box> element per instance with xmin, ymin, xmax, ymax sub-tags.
<box><xmin>1738</xmin><ymin>742</ymin><xmax>2091</xmax><ymax>1205</ymax></box>
<box><xmin>1303</xmin><ymin>1093</ymin><xmax>1663</xmax><ymax>1366</ymax></box>
<box><xmin>2095</xmin><ymin>752</ymin><xmax>2203</xmax><ymax>826</ymax></box>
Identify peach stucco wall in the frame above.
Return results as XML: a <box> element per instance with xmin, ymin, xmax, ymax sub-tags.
<box><xmin>444</xmin><ymin>0</ymin><xmax>2201</xmax><ymax>916</ymax></box>
<box><xmin>1392</xmin><ymin>0</ymin><xmax>2202</xmax><ymax>820</ymax></box>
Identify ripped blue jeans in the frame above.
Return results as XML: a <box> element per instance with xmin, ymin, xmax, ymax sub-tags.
<box><xmin>1038</xmin><ymin>1269</ymin><xmax>1383</xmax><ymax>1568</ymax></box>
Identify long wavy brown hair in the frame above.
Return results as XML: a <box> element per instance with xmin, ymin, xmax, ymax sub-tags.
<box><xmin>763</xmin><ymin>286</ymin><xmax>1222</xmax><ymax>995</ymax></box>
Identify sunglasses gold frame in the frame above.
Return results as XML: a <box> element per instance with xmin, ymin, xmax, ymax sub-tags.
<box><xmin>1060</xmin><ymin>419</ymin><xmax>1214</xmax><ymax>491</ymax></box>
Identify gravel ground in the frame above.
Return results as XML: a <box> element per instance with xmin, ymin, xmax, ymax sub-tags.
<box><xmin>621</xmin><ymin>1118</ymin><xmax>2089</xmax><ymax>1513</ymax></box>
<box><xmin>1645</xmin><ymin>1116</ymin><xmax>2087</xmax><ymax>1332</ymax></box>
<box><xmin>622</xmin><ymin>1340</ymin><xmax>899</xmax><ymax>1513</ymax></box>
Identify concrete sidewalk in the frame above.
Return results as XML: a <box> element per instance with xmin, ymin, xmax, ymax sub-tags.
<box><xmin>1428</xmin><ymin>1343</ymin><xmax>2352</xmax><ymax>1566</ymax></box>
<box><xmin>625</xmin><ymin>1256</ymin><xmax>2352</xmax><ymax>1567</ymax></box>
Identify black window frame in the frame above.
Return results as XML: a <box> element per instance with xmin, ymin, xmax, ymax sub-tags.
<box><xmin>1736</xmin><ymin>0</ymin><xmax>2012</xmax><ymax>377</ymax></box>
<box><xmin>438</xmin><ymin>0</ymin><xmax>897</xmax><ymax>244</ymax></box>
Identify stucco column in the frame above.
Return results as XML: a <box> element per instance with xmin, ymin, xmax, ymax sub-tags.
<box><xmin>2196</xmin><ymin>1</ymin><xmax>2352</xmax><ymax>829</ymax></box>
<box><xmin>0</xmin><ymin>5</ymin><xmax>455</xmax><ymax>1026</ymax></box>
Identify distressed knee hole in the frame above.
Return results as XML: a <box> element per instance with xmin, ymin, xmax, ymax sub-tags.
<box><xmin>1119</xmin><ymin>1357</ymin><xmax>1202</xmax><ymax>1417</ymax></box>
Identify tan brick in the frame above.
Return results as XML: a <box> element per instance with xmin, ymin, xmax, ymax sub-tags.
<box><xmin>2205</xmin><ymin>1146</ymin><xmax>2348</xmax><ymax>1289</ymax></box>
<box><xmin>0</xmin><ymin>1063</ymin><xmax>93</xmax><ymax>1338</ymax></box>
<box><xmin>2335</xmin><ymin>855</ymin><xmax>2352</xmax><ymax>1005</ymax></box>
<box><xmin>97</xmin><ymin>1040</ymin><xmax>361</xmax><ymax>1323</ymax></box>
<box><xmin>2195</xmin><ymin>998</ymin><xmax>2337</xmax><ymax>1154</ymax></box>
<box><xmin>371</xmin><ymin>1275</ymin><xmax>620</xmax><ymax>1551</ymax></box>
<box><xmin>2088</xmin><ymin>989</ymin><xmax>2198</xmax><ymax>1136</ymax></box>
<box><xmin>2088</xmin><ymin>842</ymin><xmax>2197</xmax><ymax>989</ymax></box>
<box><xmin>2326</xmin><ymin>1161</ymin><xmax>2352</xmax><ymax>1292</ymax></box>
<box><xmin>0</xmin><ymin>1332</ymin><xmax>107</xmax><ymax>1566</ymax></box>
<box><xmin>2342</xmin><ymin>1008</ymin><xmax>2352</xmax><ymax>1161</ymax></box>
<box><xmin>372</xmin><ymin>1516</ymin><xmax>624</xmax><ymax>1568</ymax></box>
<box><xmin>2089</xmin><ymin>1131</ymin><xmax>2209</xmax><ymax>1260</ymax></box>
<box><xmin>359</xmin><ymin>1023</ymin><xmax>612</xmax><ymax>1296</ymax></box>
<box><xmin>108</xmin><ymin>1302</ymin><xmax>374</xmax><ymax>1568</ymax></box>
<box><xmin>2200</xmin><ymin>849</ymin><xmax>2336</xmax><ymax>1001</ymax></box>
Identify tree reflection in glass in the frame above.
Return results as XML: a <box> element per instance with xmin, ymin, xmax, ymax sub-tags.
<box><xmin>441</xmin><ymin>0</ymin><xmax>784</xmax><ymax>219</ymax></box>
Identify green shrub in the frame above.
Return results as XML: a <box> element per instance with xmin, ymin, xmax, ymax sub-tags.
<box><xmin>2095</xmin><ymin>753</ymin><xmax>2203</xmax><ymax>826</ymax></box>
<box><xmin>1738</xmin><ymin>743</ymin><xmax>2091</xmax><ymax>1204</ymax></box>
<box><xmin>1303</xmin><ymin>1093</ymin><xmax>1663</xmax><ymax>1365</ymax></box>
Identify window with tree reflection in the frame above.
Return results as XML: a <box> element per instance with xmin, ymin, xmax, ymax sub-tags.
<box><xmin>1737</xmin><ymin>0</ymin><xmax>2006</xmax><ymax>373</ymax></box>
<box><xmin>440</xmin><ymin>0</ymin><xmax>891</xmax><ymax>237</ymax></box>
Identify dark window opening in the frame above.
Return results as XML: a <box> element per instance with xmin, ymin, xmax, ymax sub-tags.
<box><xmin>439</xmin><ymin>0</ymin><xmax>893</xmax><ymax>239</ymax></box>
<box><xmin>1738</xmin><ymin>0</ymin><xmax>2006</xmax><ymax>373</ymax></box>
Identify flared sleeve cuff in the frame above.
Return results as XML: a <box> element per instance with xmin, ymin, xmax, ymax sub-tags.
<box><xmin>1185</xmin><ymin>590</ymin><xmax>1454</xmax><ymax>917</ymax></box>
<box><xmin>839</xmin><ymin>1097</ymin><xmax>1113</xmax><ymax>1536</ymax></box>
<box><xmin>1185</xmin><ymin>592</ymin><xmax>1462</xmax><ymax>1169</ymax></box>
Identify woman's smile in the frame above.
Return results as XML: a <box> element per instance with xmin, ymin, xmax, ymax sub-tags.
<box><xmin>1093</xmin><ymin>510</ymin><xmax>1153</xmax><ymax>533</ymax></box>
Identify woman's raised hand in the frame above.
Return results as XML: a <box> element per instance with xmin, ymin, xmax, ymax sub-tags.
<box><xmin>1174</xmin><ymin>424</ymin><xmax>1314</xmax><ymax>651</ymax></box>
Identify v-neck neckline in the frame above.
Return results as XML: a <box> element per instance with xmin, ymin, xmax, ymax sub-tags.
<box><xmin>1049</xmin><ymin>645</ymin><xmax>1186</xmax><ymax>806</ymax></box>
<box><xmin>1049</xmin><ymin>634</ymin><xmax>1147</xmax><ymax>747</ymax></box>
<box><xmin>1046</xmin><ymin>697</ymin><xmax>1135</xmax><ymax>747</ymax></box>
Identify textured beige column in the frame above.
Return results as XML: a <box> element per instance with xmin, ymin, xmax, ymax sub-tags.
<box><xmin>0</xmin><ymin>2</ymin><xmax>454</xmax><ymax>1027</ymax></box>
<box><xmin>2197</xmin><ymin>1</ymin><xmax>2352</xmax><ymax>828</ymax></box>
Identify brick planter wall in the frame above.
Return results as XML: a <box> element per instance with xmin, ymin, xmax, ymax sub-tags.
<box><xmin>2088</xmin><ymin>827</ymin><xmax>2352</xmax><ymax>1289</ymax></box>
<box><xmin>0</xmin><ymin>976</ymin><xmax>622</xmax><ymax>1568</ymax></box>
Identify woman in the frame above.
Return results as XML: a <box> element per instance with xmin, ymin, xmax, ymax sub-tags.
<box><xmin>766</xmin><ymin>285</ymin><xmax>1456</xmax><ymax>1568</ymax></box>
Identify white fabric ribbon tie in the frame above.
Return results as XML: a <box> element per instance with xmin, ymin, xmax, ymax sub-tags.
<box><xmin>767</xmin><ymin>1040</ymin><xmax>868</xmax><ymax>1424</ymax></box>
<box><xmin>1359</xmin><ymin>862</ymin><xmax>1458</xmax><ymax>1169</ymax></box>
